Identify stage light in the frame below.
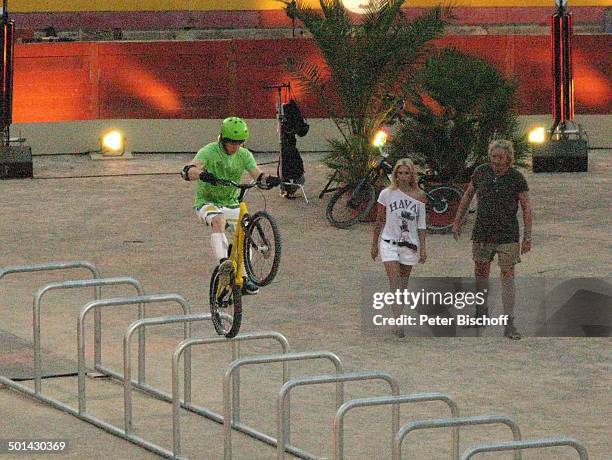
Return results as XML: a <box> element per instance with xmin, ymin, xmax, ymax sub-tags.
<box><xmin>100</xmin><ymin>129</ymin><xmax>125</xmax><ymax>155</ymax></box>
<box><xmin>528</xmin><ymin>127</ymin><xmax>546</xmax><ymax>144</ymax></box>
<box><xmin>372</xmin><ymin>129</ymin><xmax>388</xmax><ymax>147</ymax></box>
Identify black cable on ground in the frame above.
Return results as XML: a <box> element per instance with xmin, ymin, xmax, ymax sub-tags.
<box><xmin>34</xmin><ymin>172</ymin><xmax>179</xmax><ymax>180</ymax></box>
<box><xmin>11</xmin><ymin>372</ymin><xmax>78</xmax><ymax>382</ymax></box>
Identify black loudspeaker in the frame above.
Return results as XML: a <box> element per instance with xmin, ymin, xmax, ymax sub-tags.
<box><xmin>532</xmin><ymin>139</ymin><xmax>588</xmax><ymax>173</ymax></box>
<box><xmin>0</xmin><ymin>146</ymin><xmax>33</xmax><ymax>179</ymax></box>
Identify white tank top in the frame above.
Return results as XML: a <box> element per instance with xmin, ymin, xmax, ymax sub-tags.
<box><xmin>378</xmin><ymin>187</ymin><xmax>426</xmax><ymax>247</ymax></box>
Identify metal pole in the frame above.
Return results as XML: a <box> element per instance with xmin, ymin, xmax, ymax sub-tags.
<box><xmin>395</xmin><ymin>415</ymin><xmax>521</xmax><ymax>460</ymax></box>
<box><xmin>119</xmin><ymin>295</ymin><xmax>195</xmax><ymax>433</ymax></box>
<box><xmin>171</xmin><ymin>331</ymin><xmax>290</xmax><ymax>458</ymax></box>
<box><xmin>231</xmin><ymin>340</ymin><xmax>240</xmax><ymax>423</ymax></box>
<box><xmin>223</xmin><ymin>351</ymin><xmax>343</xmax><ymax>460</ymax></box>
<box><xmin>34</xmin><ymin>277</ymin><xmax>143</xmax><ymax>395</ymax></box>
<box><xmin>277</xmin><ymin>371</ymin><xmax>399</xmax><ymax>460</ymax></box>
<box><xmin>461</xmin><ymin>436</ymin><xmax>588</xmax><ymax>460</ymax></box>
<box><xmin>0</xmin><ymin>261</ymin><xmax>101</xmax><ymax>394</ymax></box>
<box><xmin>80</xmin><ymin>294</ymin><xmax>191</xmax><ymax>417</ymax></box>
<box><xmin>333</xmin><ymin>393</ymin><xmax>459</xmax><ymax>460</ymax></box>
<box><xmin>0</xmin><ymin>375</ymin><xmax>176</xmax><ymax>458</ymax></box>
<box><xmin>1</xmin><ymin>0</ymin><xmax>13</xmax><ymax>146</ymax></box>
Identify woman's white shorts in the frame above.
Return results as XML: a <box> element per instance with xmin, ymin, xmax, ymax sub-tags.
<box><xmin>379</xmin><ymin>240</ymin><xmax>419</xmax><ymax>265</ymax></box>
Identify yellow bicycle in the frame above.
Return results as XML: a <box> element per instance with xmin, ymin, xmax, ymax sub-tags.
<box><xmin>205</xmin><ymin>176</ymin><xmax>282</xmax><ymax>338</ymax></box>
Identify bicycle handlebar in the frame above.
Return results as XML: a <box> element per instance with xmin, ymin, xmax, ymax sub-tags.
<box><xmin>199</xmin><ymin>172</ymin><xmax>275</xmax><ymax>191</ymax></box>
<box><xmin>213</xmin><ymin>177</ymin><xmax>257</xmax><ymax>189</ymax></box>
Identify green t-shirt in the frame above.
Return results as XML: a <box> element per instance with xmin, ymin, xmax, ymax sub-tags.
<box><xmin>193</xmin><ymin>142</ymin><xmax>257</xmax><ymax>208</ymax></box>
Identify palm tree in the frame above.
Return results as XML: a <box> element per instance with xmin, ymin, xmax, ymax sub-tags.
<box><xmin>388</xmin><ymin>47</ymin><xmax>529</xmax><ymax>182</ymax></box>
<box><xmin>281</xmin><ymin>0</ymin><xmax>451</xmax><ymax>184</ymax></box>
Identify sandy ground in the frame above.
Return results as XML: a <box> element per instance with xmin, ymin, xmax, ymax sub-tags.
<box><xmin>0</xmin><ymin>150</ymin><xmax>610</xmax><ymax>459</ymax></box>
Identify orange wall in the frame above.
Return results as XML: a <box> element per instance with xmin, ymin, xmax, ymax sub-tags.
<box><xmin>12</xmin><ymin>36</ymin><xmax>611</xmax><ymax>123</ymax></box>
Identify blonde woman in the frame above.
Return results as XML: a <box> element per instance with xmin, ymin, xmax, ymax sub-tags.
<box><xmin>371</xmin><ymin>158</ymin><xmax>427</xmax><ymax>337</ymax></box>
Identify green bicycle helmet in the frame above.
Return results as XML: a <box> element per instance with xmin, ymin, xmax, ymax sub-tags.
<box><xmin>220</xmin><ymin>117</ymin><xmax>249</xmax><ymax>142</ymax></box>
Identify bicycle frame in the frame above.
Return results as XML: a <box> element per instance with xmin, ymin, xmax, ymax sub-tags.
<box><xmin>322</xmin><ymin>96</ymin><xmax>403</xmax><ymax>200</ymax></box>
<box><xmin>226</xmin><ymin>201</ymin><xmax>248</xmax><ymax>289</ymax></box>
<box><xmin>345</xmin><ymin>156</ymin><xmax>392</xmax><ymax>210</ymax></box>
<box><xmin>222</xmin><ymin>181</ymin><xmax>257</xmax><ymax>290</ymax></box>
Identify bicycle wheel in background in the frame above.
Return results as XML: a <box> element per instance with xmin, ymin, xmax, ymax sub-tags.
<box><xmin>326</xmin><ymin>182</ymin><xmax>376</xmax><ymax>229</ymax></box>
<box><xmin>244</xmin><ymin>210</ymin><xmax>282</xmax><ymax>287</ymax></box>
<box><xmin>209</xmin><ymin>264</ymin><xmax>242</xmax><ymax>338</ymax></box>
<box><xmin>426</xmin><ymin>185</ymin><xmax>464</xmax><ymax>232</ymax></box>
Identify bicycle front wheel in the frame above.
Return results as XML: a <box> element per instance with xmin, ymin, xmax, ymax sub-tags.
<box><xmin>209</xmin><ymin>264</ymin><xmax>242</xmax><ymax>338</ymax></box>
<box><xmin>426</xmin><ymin>185</ymin><xmax>464</xmax><ymax>232</ymax></box>
<box><xmin>326</xmin><ymin>183</ymin><xmax>376</xmax><ymax>229</ymax></box>
<box><xmin>244</xmin><ymin>211</ymin><xmax>282</xmax><ymax>287</ymax></box>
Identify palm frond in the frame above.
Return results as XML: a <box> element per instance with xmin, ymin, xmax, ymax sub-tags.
<box><xmin>287</xmin><ymin>57</ymin><xmax>350</xmax><ymax>141</ymax></box>
<box><xmin>390</xmin><ymin>47</ymin><xmax>528</xmax><ymax>181</ymax></box>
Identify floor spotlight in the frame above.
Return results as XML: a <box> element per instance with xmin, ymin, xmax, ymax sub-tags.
<box><xmin>90</xmin><ymin>129</ymin><xmax>132</xmax><ymax>160</ymax></box>
<box><xmin>528</xmin><ymin>126</ymin><xmax>547</xmax><ymax>144</ymax></box>
<box><xmin>100</xmin><ymin>129</ymin><xmax>125</xmax><ymax>155</ymax></box>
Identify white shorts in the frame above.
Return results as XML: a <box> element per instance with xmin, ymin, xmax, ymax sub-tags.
<box><xmin>196</xmin><ymin>203</ymin><xmax>240</xmax><ymax>230</ymax></box>
<box><xmin>379</xmin><ymin>240</ymin><xmax>419</xmax><ymax>265</ymax></box>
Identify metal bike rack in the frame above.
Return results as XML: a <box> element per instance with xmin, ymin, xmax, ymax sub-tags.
<box><xmin>334</xmin><ymin>392</ymin><xmax>459</xmax><ymax>460</ymax></box>
<box><xmin>77</xmin><ymin>294</ymin><xmax>192</xmax><ymax>423</ymax></box>
<box><xmin>78</xmin><ymin>295</ymin><xmax>233</xmax><ymax>457</ymax></box>
<box><xmin>171</xmin><ymin>331</ymin><xmax>290</xmax><ymax>458</ymax></box>
<box><xmin>461</xmin><ymin>436</ymin><xmax>589</xmax><ymax>459</ymax></box>
<box><xmin>0</xmin><ymin>260</ymin><xmax>105</xmax><ymax>368</ymax></box>
<box><xmin>0</xmin><ymin>261</ymin><xmax>592</xmax><ymax>460</ymax></box>
<box><xmin>223</xmin><ymin>351</ymin><xmax>344</xmax><ymax>460</ymax></box>
<box><xmin>122</xmin><ymin>309</ymin><xmax>209</xmax><ymax>434</ymax></box>
<box><xmin>395</xmin><ymin>415</ymin><xmax>521</xmax><ymax>460</ymax></box>
<box><xmin>0</xmin><ymin>261</ymin><xmax>208</xmax><ymax>458</ymax></box>
<box><xmin>34</xmin><ymin>276</ymin><xmax>145</xmax><ymax>394</ymax></box>
<box><xmin>277</xmin><ymin>371</ymin><xmax>400</xmax><ymax>460</ymax></box>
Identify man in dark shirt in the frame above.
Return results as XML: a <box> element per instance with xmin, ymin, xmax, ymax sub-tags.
<box><xmin>452</xmin><ymin>140</ymin><xmax>533</xmax><ymax>339</ymax></box>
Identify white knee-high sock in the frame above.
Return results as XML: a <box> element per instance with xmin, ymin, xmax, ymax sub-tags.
<box><xmin>210</xmin><ymin>233</ymin><xmax>228</xmax><ymax>261</ymax></box>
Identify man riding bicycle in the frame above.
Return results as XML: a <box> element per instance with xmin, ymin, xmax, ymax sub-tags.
<box><xmin>181</xmin><ymin>117</ymin><xmax>280</xmax><ymax>295</ymax></box>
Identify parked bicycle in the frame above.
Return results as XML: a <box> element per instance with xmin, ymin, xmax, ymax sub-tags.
<box><xmin>202</xmin><ymin>174</ymin><xmax>282</xmax><ymax>338</ymax></box>
<box><xmin>325</xmin><ymin>144</ymin><xmax>393</xmax><ymax>229</ymax></box>
<box><xmin>325</xmin><ymin>155</ymin><xmax>465</xmax><ymax>232</ymax></box>
<box><xmin>417</xmin><ymin>172</ymin><xmax>465</xmax><ymax>232</ymax></box>
<box><xmin>325</xmin><ymin>97</ymin><xmax>404</xmax><ymax>229</ymax></box>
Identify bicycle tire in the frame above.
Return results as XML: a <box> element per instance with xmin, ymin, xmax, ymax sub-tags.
<box><xmin>326</xmin><ymin>182</ymin><xmax>376</xmax><ymax>229</ymax></box>
<box><xmin>426</xmin><ymin>185</ymin><xmax>464</xmax><ymax>232</ymax></box>
<box><xmin>209</xmin><ymin>264</ymin><xmax>242</xmax><ymax>338</ymax></box>
<box><xmin>244</xmin><ymin>210</ymin><xmax>282</xmax><ymax>287</ymax></box>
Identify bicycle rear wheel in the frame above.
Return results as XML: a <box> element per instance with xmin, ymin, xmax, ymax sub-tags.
<box><xmin>326</xmin><ymin>182</ymin><xmax>376</xmax><ymax>229</ymax></box>
<box><xmin>209</xmin><ymin>264</ymin><xmax>242</xmax><ymax>338</ymax></box>
<box><xmin>244</xmin><ymin>211</ymin><xmax>282</xmax><ymax>287</ymax></box>
<box><xmin>426</xmin><ymin>185</ymin><xmax>464</xmax><ymax>232</ymax></box>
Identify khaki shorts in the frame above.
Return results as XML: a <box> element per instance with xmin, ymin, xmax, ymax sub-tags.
<box><xmin>472</xmin><ymin>241</ymin><xmax>521</xmax><ymax>267</ymax></box>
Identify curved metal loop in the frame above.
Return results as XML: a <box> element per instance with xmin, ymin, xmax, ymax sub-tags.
<box><xmin>461</xmin><ymin>436</ymin><xmax>588</xmax><ymax>460</ymax></box>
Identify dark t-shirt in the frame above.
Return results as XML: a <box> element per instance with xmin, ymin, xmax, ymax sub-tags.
<box><xmin>471</xmin><ymin>164</ymin><xmax>529</xmax><ymax>243</ymax></box>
